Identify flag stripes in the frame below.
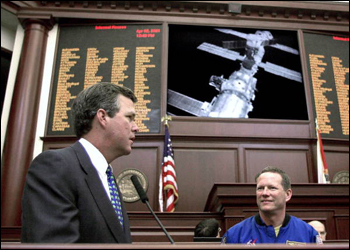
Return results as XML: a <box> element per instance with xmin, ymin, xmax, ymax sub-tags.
<box><xmin>316</xmin><ymin>120</ymin><xmax>330</xmax><ymax>184</ymax></box>
<box><xmin>159</xmin><ymin>125</ymin><xmax>179</xmax><ymax>212</ymax></box>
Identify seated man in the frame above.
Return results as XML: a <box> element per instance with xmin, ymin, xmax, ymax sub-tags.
<box><xmin>308</xmin><ymin>220</ymin><xmax>327</xmax><ymax>241</ymax></box>
<box><xmin>222</xmin><ymin>167</ymin><xmax>322</xmax><ymax>245</ymax></box>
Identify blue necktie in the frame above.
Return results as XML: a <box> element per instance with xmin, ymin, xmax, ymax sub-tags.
<box><xmin>106</xmin><ymin>166</ymin><xmax>124</xmax><ymax>228</ymax></box>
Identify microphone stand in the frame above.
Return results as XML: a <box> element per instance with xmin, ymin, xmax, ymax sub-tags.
<box><xmin>144</xmin><ymin>200</ymin><xmax>175</xmax><ymax>244</ymax></box>
<box><xmin>131</xmin><ymin>175</ymin><xmax>175</xmax><ymax>244</ymax></box>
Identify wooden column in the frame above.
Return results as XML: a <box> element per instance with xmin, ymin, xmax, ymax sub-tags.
<box><xmin>1</xmin><ymin>17</ymin><xmax>54</xmax><ymax>226</ymax></box>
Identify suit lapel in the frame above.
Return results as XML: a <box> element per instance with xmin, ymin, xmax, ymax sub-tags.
<box><xmin>72</xmin><ymin>142</ymin><xmax>129</xmax><ymax>243</ymax></box>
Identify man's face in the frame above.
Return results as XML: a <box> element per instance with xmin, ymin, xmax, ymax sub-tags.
<box><xmin>256</xmin><ymin>172</ymin><xmax>292</xmax><ymax>215</ymax></box>
<box><xmin>105</xmin><ymin>95</ymin><xmax>138</xmax><ymax>157</ymax></box>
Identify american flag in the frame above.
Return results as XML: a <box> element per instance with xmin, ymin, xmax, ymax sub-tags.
<box><xmin>316</xmin><ymin>120</ymin><xmax>330</xmax><ymax>184</ymax></box>
<box><xmin>159</xmin><ymin>126</ymin><xmax>179</xmax><ymax>212</ymax></box>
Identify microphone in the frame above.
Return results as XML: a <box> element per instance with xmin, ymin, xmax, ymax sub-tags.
<box><xmin>131</xmin><ymin>175</ymin><xmax>175</xmax><ymax>244</ymax></box>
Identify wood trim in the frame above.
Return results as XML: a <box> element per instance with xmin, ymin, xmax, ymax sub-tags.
<box><xmin>2</xmin><ymin>1</ymin><xmax>348</xmax><ymax>32</ymax></box>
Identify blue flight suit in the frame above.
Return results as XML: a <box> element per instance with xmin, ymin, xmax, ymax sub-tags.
<box><xmin>222</xmin><ymin>214</ymin><xmax>321</xmax><ymax>245</ymax></box>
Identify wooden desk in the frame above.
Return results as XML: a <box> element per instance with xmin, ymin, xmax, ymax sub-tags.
<box><xmin>1</xmin><ymin>242</ymin><xmax>349</xmax><ymax>249</ymax></box>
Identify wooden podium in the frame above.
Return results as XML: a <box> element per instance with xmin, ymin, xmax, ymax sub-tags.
<box><xmin>204</xmin><ymin>183</ymin><xmax>349</xmax><ymax>240</ymax></box>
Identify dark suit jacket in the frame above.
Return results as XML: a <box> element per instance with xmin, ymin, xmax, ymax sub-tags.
<box><xmin>21</xmin><ymin>141</ymin><xmax>132</xmax><ymax>243</ymax></box>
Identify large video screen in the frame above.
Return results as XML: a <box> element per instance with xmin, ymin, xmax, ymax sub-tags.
<box><xmin>167</xmin><ymin>25</ymin><xmax>308</xmax><ymax>120</ymax></box>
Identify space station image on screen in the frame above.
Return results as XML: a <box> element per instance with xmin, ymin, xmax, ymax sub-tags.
<box><xmin>167</xmin><ymin>25</ymin><xmax>308</xmax><ymax>120</ymax></box>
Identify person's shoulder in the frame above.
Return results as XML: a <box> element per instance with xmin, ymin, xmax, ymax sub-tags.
<box><xmin>227</xmin><ymin>216</ymin><xmax>255</xmax><ymax>232</ymax></box>
<box><xmin>288</xmin><ymin>216</ymin><xmax>317</xmax><ymax>233</ymax></box>
<box><xmin>28</xmin><ymin>144</ymin><xmax>83</xmax><ymax>184</ymax></box>
<box><xmin>35</xmin><ymin>143</ymin><xmax>79</xmax><ymax>159</ymax></box>
<box><xmin>31</xmin><ymin>145</ymin><xmax>77</xmax><ymax>168</ymax></box>
<box><xmin>223</xmin><ymin>216</ymin><xmax>255</xmax><ymax>244</ymax></box>
<box><xmin>288</xmin><ymin>215</ymin><xmax>321</xmax><ymax>243</ymax></box>
<box><xmin>289</xmin><ymin>215</ymin><xmax>310</xmax><ymax>226</ymax></box>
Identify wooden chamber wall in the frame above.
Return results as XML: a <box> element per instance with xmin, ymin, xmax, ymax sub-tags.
<box><xmin>43</xmin><ymin>118</ymin><xmax>349</xmax><ymax>213</ymax></box>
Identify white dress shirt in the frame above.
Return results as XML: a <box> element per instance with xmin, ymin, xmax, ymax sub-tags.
<box><xmin>79</xmin><ymin>138</ymin><xmax>111</xmax><ymax>200</ymax></box>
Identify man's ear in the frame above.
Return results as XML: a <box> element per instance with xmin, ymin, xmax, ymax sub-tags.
<box><xmin>285</xmin><ymin>189</ymin><xmax>292</xmax><ymax>203</ymax></box>
<box><xmin>96</xmin><ymin>109</ymin><xmax>108</xmax><ymax>127</ymax></box>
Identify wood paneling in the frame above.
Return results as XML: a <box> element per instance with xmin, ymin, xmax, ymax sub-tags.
<box><xmin>324</xmin><ymin>150</ymin><xmax>349</xmax><ymax>182</ymax></box>
<box><xmin>335</xmin><ymin>217</ymin><xmax>350</xmax><ymax>240</ymax></box>
<box><xmin>244</xmin><ymin>146</ymin><xmax>311</xmax><ymax>183</ymax></box>
<box><xmin>111</xmin><ymin>142</ymin><xmax>162</xmax><ymax>212</ymax></box>
<box><xmin>175</xmin><ymin>148</ymin><xmax>238</xmax><ymax>211</ymax></box>
<box><xmin>41</xmin><ymin>136</ymin><xmax>348</xmax><ymax>214</ymax></box>
<box><xmin>169</xmin><ymin>118</ymin><xmax>311</xmax><ymax>139</ymax></box>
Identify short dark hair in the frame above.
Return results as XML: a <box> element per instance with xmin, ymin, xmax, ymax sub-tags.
<box><xmin>194</xmin><ymin>219</ymin><xmax>220</xmax><ymax>237</ymax></box>
<box><xmin>255</xmin><ymin>166</ymin><xmax>291</xmax><ymax>191</ymax></box>
<box><xmin>72</xmin><ymin>82</ymin><xmax>137</xmax><ymax>138</ymax></box>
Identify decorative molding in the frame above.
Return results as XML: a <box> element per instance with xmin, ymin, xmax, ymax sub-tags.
<box><xmin>18</xmin><ymin>14</ymin><xmax>55</xmax><ymax>30</ymax></box>
<box><xmin>2</xmin><ymin>1</ymin><xmax>348</xmax><ymax>30</ymax></box>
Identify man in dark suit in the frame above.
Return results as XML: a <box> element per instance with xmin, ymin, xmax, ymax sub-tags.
<box><xmin>21</xmin><ymin>82</ymin><xmax>139</xmax><ymax>243</ymax></box>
